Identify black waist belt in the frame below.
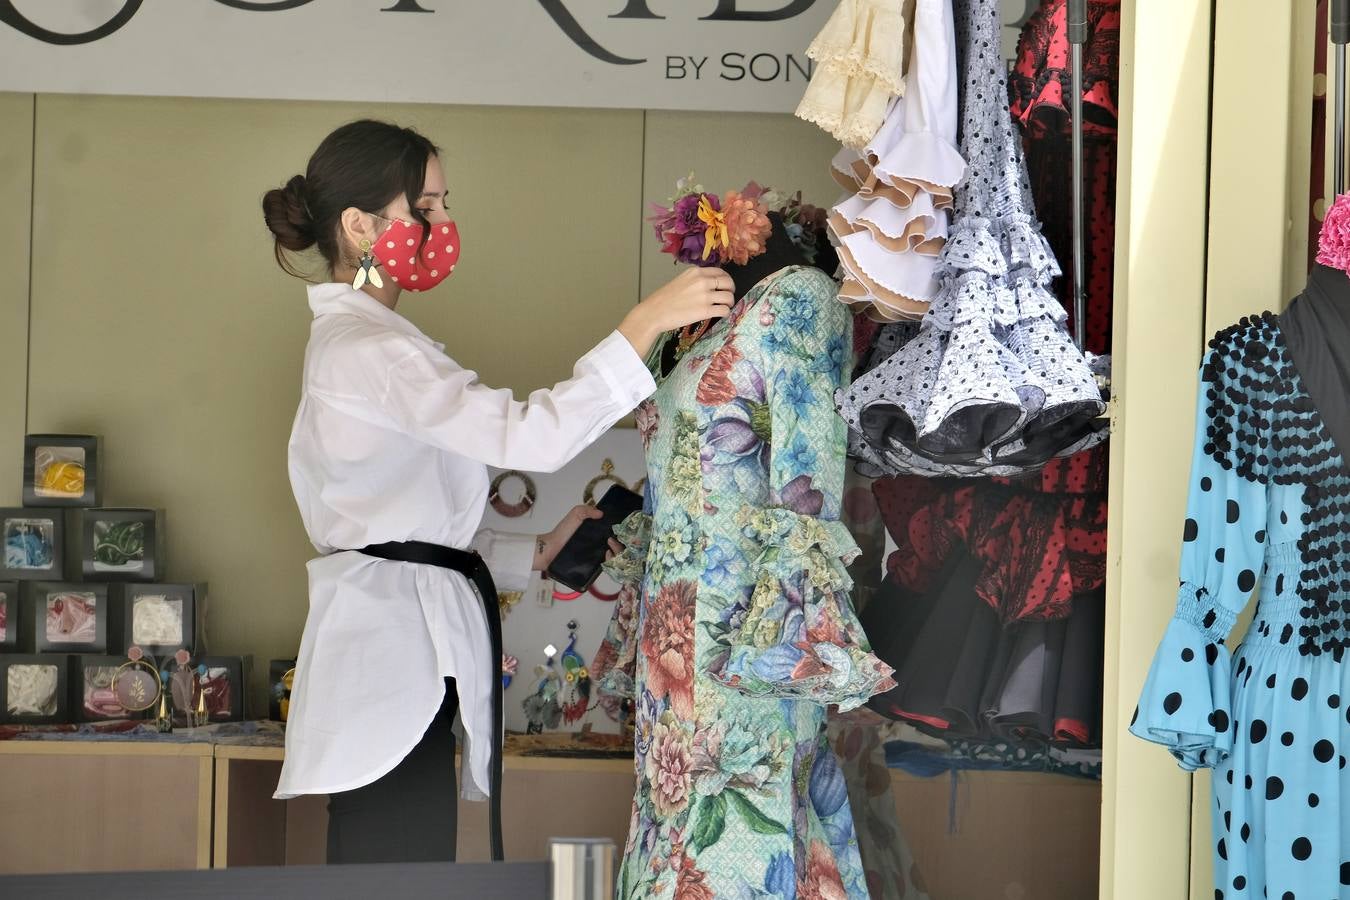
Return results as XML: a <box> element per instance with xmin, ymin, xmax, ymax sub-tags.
<box><xmin>356</xmin><ymin>540</ymin><xmax>505</xmax><ymax>863</ymax></box>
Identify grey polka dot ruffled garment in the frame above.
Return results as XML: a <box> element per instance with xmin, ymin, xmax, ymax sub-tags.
<box><xmin>836</xmin><ymin>0</ymin><xmax>1107</xmax><ymax>477</ymax></box>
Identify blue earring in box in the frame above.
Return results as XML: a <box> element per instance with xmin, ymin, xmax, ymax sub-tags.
<box><xmin>0</xmin><ymin>654</ymin><xmax>71</xmax><ymax>725</ymax></box>
<box><xmin>78</xmin><ymin>508</ymin><xmax>165</xmax><ymax>582</ymax></box>
<box><xmin>23</xmin><ymin>434</ymin><xmax>101</xmax><ymax>508</ymax></box>
<box><xmin>0</xmin><ymin>581</ymin><xmax>21</xmax><ymax>651</ymax></box>
<box><xmin>116</xmin><ymin>583</ymin><xmax>205</xmax><ymax>657</ymax></box>
<box><xmin>0</xmin><ymin>508</ymin><xmax>66</xmax><ymax>581</ymax></box>
<box><xmin>71</xmin><ymin>654</ymin><xmax>150</xmax><ymax>723</ymax></box>
<box><xmin>27</xmin><ymin>582</ymin><xmax>110</xmax><ymax>654</ymax></box>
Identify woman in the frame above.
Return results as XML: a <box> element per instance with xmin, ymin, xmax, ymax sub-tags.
<box><xmin>261</xmin><ymin>119</ymin><xmax>732</xmax><ymax>865</ymax></box>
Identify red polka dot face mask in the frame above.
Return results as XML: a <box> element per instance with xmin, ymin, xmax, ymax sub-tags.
<box><xmin>370</xmin><ymin>218</ymin><xmax>461</xmax><ymax>292</ymax></box>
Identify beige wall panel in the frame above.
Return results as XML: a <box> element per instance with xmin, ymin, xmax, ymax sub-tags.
<box><xmin>1190</xmin><ymin>6</ymin><xmax>1307</xmax><ymax>898</ymax></box>
<box><xmin>1284</xmin><ymin>1</ymin><xmax>1318</xmax><ymax>297</ymax></box>
<box><xmin>26</xmin><ymin>94</ymin><xmax>642</xmax><ymax>708</ymax></box>
<box><xmin>640</xmin><ymin>111</ymin><xmax>843</xmax><ymax>299</ymax></box>
<box><xmin>1101</xmin><ymin>1</ymin><xmax>1215</xmax><ymax>897</ymax></box>
<box><xmin>0</xmin><ymin>93</ymin><xmax>33</xmax><ymax>506</ymax></box>
<box><xmin>1207</xmin><ymin>3</ymin><xmax>1298</xmax><ymax>331</ymax></box>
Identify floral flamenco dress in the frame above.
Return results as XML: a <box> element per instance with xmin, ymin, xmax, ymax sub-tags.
<box><xmin>593</xmin><ymin>265</ymin><xmax>895</xmax><ymax>900</ymax></box>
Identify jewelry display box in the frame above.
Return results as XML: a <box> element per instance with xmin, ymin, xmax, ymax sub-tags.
<box><xmin>198</xmin><ymin>655</ymin><xmax>248</xmax><ymax>723</ymax></box>
<box><xmin>0</xmin><ymin>653</ymin><xmax>71</xmax><ymax>725</ymax></box>
<box><xmin>116</xmin><ymin>583</ymin><xmax>206</xmax><ymax>657</ymax></box>
<box><xmin>0</xmin><ymin>508</ymin><xmax>66</xmax><ymax>581</ymax></box>
<box><xmin>23</xmin><ymin>434</ymin><xmax>101</xmax><ymax>508</ymax></box>
<box><xmin>27</xmin><ymin>582</ymin><xmax>110</xmax><ymax>654</ymax></box>
<box><xmin>72</xmin><ymin>654</ymin><xmax>152</xmax><ymax>723</ymax></box>
<box><xmin>77</xmin><ymin>508</ymin><xmax>166</xmax><ymax>582</ymax></box>
<box><xmin>0</xmin><ymin>581</ymin><xmax>21</xmax><ymax>651</ymax></box>
<box><xmin>269</xmin><ymin>658</ymin><xmax>296</xmax><ymax>722</ymax></box>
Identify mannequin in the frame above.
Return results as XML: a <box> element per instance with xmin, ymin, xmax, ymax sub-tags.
<box><xmin>1130</xmin><ymin>194</ymin><xmax>1350</xmax><ymax>899</ymax></box>
<box><xmin>594</xmin><ymin>181</ymin><xmax>891</xmax><ymax>899</ymax></box>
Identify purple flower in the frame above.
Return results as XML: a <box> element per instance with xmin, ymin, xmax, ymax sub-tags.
<box><xmin>775</xmin><ymin>474</ymin><xmax>825</xmax><ymax>516</ymax></box>
<box><xmin>707</xmin><ymin>364</ymin><xmax>772</xmax><ymax>470</ymax></box>
<box><xmin>674</xmin><ymin>193</ymin><xmax>706</xmax><ymax>231</ymax></box>
<box><xmin>678</xmin><ymin>233</ymin><xmax>708</xmax><ymax>265</ymax></box>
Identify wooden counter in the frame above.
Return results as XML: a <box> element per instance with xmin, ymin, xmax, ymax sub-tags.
<box><xmin>0</xmin><ymin>741</ymin><xmax>214</xmax><ymax>873</ymax></box>
<box><xmin>0</xmin><ymin>737</ymin><xmax>1101</xmax><ymax>899</ymax></box>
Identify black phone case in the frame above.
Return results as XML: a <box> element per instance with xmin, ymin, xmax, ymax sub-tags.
<box><xmin>546</xmin><ymin>484</ymin><xmax>644</xmax><ymax>593</ymax></box>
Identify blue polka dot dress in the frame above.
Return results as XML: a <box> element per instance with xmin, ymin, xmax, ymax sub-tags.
<box><xmin>1132</xmin><ymin>312</ymin><xmax>1350</xmax><ymax>899</ymax></box>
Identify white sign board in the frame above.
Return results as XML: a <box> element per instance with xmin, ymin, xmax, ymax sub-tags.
<box><xmin>0</xmin><ymin>0</ymin><xmax>834</xmax><ymax>112</ymax></box>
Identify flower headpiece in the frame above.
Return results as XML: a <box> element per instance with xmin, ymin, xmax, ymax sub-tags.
<box><xmin>648</xmin><ymin>175</ymin><xmax>829</xmax><ymax>267</ymax></box>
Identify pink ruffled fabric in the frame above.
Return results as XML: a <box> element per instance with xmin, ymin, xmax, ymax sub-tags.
<box><xmin>1315</xmin><ymin>192</ymin><xmax>1350</xmax><ymax>273</ymax></box>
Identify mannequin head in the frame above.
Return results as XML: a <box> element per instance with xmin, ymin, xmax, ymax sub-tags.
<box><xmin>655</xmin><ymin>211</ymin><xmax>838</xmax><ymax>375</ymax></box>
<box><xmin>720</xmin><ymin>211</ymin><xmax>838</xmax><ymax>298</ymax></box>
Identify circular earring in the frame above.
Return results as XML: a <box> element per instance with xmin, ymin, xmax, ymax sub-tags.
<box><xmin>489</xmin><ymin>470</ymin><xmax>537</xmax><ymax>518</ymax></box>
<box><xmin>583</xmin><ymin>459</ymin><xmax>630</xmax><ymax>506</ymax></box>
<box><xmin>113</xmin><ymin>649</ymin><xmax>162</xmax><ymax>713</ymax></box>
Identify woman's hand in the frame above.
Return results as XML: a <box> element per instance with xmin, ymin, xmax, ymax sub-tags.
<box><xmin>533</xmin><ymin>504</ymin><xmax>604</xmax><ymax>572</ymax></box>
<box><xmin>618</xmin><ymin>267</ymin><xmax>735</xmax><ymax>359</ymax></box>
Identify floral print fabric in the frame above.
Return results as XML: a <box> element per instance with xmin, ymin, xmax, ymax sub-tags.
<box><xmin>592</xmin><ymin>266</ymin><xmax>893</xmax><ymax>899</ymax></box>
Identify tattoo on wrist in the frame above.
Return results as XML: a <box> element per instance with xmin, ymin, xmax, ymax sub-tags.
<box><xmin>537</xmin><ymin>538</ymin><xmax>547</xmax><ymax>557</ymax></box>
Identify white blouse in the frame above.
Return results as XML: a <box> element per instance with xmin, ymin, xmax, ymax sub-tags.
<box><xmin>275</xmin><ymin>283</ymin><xmax>655</xmax><ymax>802</ymax></box>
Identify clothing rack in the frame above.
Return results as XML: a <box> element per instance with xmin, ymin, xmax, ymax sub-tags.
<box><xmin>1068</xmin><ymin>0</ymin><xmax>1088</xmax><ymax>351</ymax></box>
<box><xmin>1066</xmin><ymin>0</ymin><xmax>1111</xmax><ymax>404</ymax></box>
<box><xmin>1335</xmin><ymin>0</ymin><xmax>1349</xmax><ymax>196</ymax></box>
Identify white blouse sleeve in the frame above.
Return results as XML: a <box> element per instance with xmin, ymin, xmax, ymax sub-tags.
<box><xmin>382</xmin><ymin>331</ymin><xmax>656</xmax><ymax>473</ymax></box>
<box><xmin>470</xmin><ymin>529</ymin><xmax>535</xmax><ymax>593</ymax></box>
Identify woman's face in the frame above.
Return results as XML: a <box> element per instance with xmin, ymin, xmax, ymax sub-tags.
<box><xmin>378</xmin><ymin>154</ymin><xmax>452</xmax><ymax>228</ymax></box>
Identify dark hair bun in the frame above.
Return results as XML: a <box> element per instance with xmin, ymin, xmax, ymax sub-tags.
<box><xmin>262</xmin><ymin>174</ymin><xmax>317</xmax><ymax>253</ymax></box>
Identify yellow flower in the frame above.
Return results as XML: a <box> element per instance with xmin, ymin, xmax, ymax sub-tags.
<box><xmin>698</xmin><ymin>195</ymin><xmax>729</xmax><ymax>261</ymax></box>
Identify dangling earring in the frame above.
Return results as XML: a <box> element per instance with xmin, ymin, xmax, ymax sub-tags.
<box><xmin>352</xmin><ymin>238</ymin><xmax>384</xmax><ymax>290</ymax></box>
<box><xmin>521</xmin><ymin>643</ymin><xmax>561</xmax><ymax>734</ymax></box>
<box><xmin>559</xmin><ymin>619</ymin><xmax>591</xmax><ymax>724</ymax></box>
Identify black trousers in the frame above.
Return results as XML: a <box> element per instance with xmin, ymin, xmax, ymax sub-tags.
<box><xmin>326</xmin><ymin>678</ymin><xmax>460</xmax><ymax>864</ymax></box>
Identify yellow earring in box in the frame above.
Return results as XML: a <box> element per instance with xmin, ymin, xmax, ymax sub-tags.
<box><xmin>24</xmin><ymin>435</ymin><xmax>101</xmax><ymax>507</ymax></box>
<box><xmin>280</xmin><ymin>667</ymin><xmax>295</xmax><ymax>722</ymax></box>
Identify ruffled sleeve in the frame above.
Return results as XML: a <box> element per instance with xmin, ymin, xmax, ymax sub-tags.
<box><xmin>795</xmin><ymin>0</ymin><xmax>908</xmax><ymax>148</ymax></box>
<box><xmin>1130</xmin><ymin>329</ymin><xmax>1270</xmax><ymax>769</ymax></box>
<box><xmin>704</xmin><ymin>268</ymin><xmax>896</xmax><ymax>709</ymax></box>
<box><xmin>591</xmin><ymin>510</ymin><xmax>652</xmax><ymax>708</ymax></box>
<box><xmin>827</xmin><ymin>0</ymin><xmax>965</xmax><ymax>322</ymax></box>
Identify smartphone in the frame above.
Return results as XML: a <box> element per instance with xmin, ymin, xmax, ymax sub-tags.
<box><xmin>546</xmin><ymin>484</ymin><xmax>645</xmax><ymax>593</ymax></box>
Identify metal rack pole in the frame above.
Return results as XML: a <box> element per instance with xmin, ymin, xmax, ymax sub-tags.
<box><xmin>1068</xmin><ymin>0</ymin><xmax>1088</xmax><ymax>350</ymax></box>
<box><xmin>1334</xmin><ymin>0</ymin><xmax>1349</xmax><ymax>195</ymax></box>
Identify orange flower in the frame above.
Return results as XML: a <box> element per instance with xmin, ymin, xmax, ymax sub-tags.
<box><xmin>721</xmin><ymin>190</ymin><xmax>772</xmax><ymax>265</ymax></box>
<box><xmin>698</xmin><ymin>195</ymin><xmax>729</xmax><ymax>262</ymax></box>
<box><xmin>674</xmin><ymin>852</ymin><xmax>715</xmax><ymax>900</ymax></box>
<box><xmin>799</xmin><ymin>841</ymin><xmax>848</xmax><ymax>900</ymax></box>
<box><xmin>696</xmin><ymin>344</ymin><xmax>743</xmax><ymax>406</ymax></box>
<box><xmin>640</xmin><ymin>581</ymin><xmax>697</xmax><ymax>719</ymax></box>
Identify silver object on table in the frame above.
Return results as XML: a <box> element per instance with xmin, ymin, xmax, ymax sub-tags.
<box><xmin>549</xmin><ymin>837</ymin><xmax>615</xmax><ymax>900</ymax></box>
